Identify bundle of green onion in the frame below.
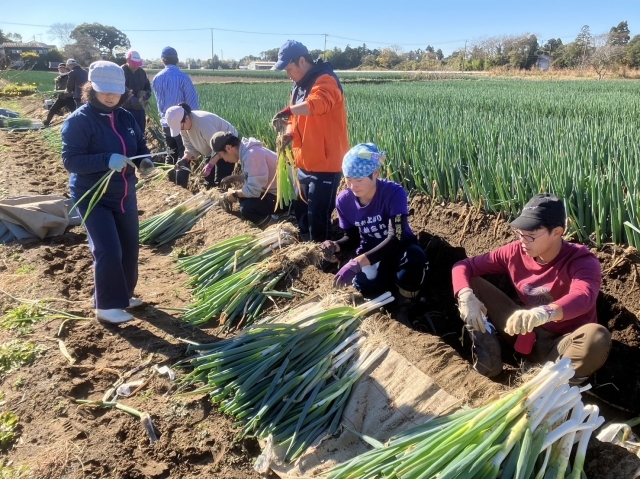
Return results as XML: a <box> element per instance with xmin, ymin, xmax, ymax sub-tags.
<box><xmin>0</xmin><ymin>118</ymin><xmax>32</xmax><ymax>129</ymax></box>
<box><xmin>270</xmin><ymin>135</ymin><xmax>298</xmax><ymax>211</ymax></box>
<box><xmin>69</xmin><ymin>170</ymin><xmax>115</xmax><ymax>225</ymax></box>
<box><xmin>182</xmin><ymin>242</ymin><xmax>315</xmax><ymax>331</ymax></box>
<box><xmin>177</xmin><ymin>292</ymin><xmax>394</xmax><ymax>462</ymax></box>
<box><xmin>177</xmin><ymin>225</ymin><xmax>296</xmax><ymax>290</ymax></box>
<box><xmin>327</xmin><ymin>357</ymin><xmax>603</xmax><ymax>479</ymax></box>
<box><xmin>135</xmin><ymin>163</ymin><xmax>175</xmax><ymax>190</ymax></box>
<box><xmin>139</xmin><ymin>192</ymin><xmax>216</xmax><ymax>245</ymax></box>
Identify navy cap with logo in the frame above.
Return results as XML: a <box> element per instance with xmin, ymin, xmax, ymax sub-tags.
<box><xmin>273</xmin><ymin>40</ymin><xmax>309</xmax><ymax>70</ymax></box>
<box><xmin>510</xmin><ymin>194</ymin><xmax>566</xmax><ymax>231</ymax></box>
<box><xmin>161</xmin><ymin>46</ymin><xmax>178</xmax><ymax>59</ymax></box>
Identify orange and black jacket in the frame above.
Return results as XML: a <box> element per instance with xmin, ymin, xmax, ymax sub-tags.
<box><xmin>289</xmin><ymin>60</ymin><xmax>349</xmax><ymax>173</ymax></box>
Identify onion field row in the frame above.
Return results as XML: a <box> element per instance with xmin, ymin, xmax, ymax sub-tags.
<box><xmin>195</xmin><ymin>79</ymin><xmax>640</xmax><ymax>247</ymax></box>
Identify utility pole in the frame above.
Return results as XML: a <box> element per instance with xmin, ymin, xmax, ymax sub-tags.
<box><xmin>323</xmin><ymin>34</ymin><xmax>328</xmax><ymax>61</ymax></box>
<box><xmin>210</xmin><ymin>28</ymin><xmax>214</xmax><ymax>69</ymax></box>
<box><xmin>461</xmin><ymin>39</ymin><xmax>467</xmax><ymax>72</ymax></box>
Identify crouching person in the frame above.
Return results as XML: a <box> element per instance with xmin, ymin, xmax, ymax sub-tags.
<box><xmin>327</xmin><ymin>143</ymin><xmax>428</xmax><ymax>320</ymax></box>
<box><xmin>452</xmin><ymin>194</ymin><xmax>611</xmax><ymax>381</ymax></box>
<box><xmin>210</xmin><ymin>131</ymin><xmax>283</xmax><ymax>227</ymax></box>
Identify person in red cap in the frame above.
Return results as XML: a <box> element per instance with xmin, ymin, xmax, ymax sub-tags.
<box><xmin>121</xmin><ymin>50</ymin><xmax>151</xmax><ymax>131</ymax></box>
<box><xmin>451</xmin><ymin>194</ymin><xmax>611</xmax><ymax>382</ymax></box>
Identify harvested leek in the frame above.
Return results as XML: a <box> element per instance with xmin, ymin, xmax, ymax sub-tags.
<box><xmin>69</xmin><ymin>170</ymin><xmax>115</xmax><ymax>225</ymax></box>
<box><xmin>139</xmin><ymin>192</ymin><xmax>216</xmax><ymax>245</ymax></box>
<box><xmin>177</xmin><ymin>293</ymin><xmax>394</xmax><ymax>462</ymax></box>
<box><xmin>327</xmin><ymin>357</ymin><xmax>604</xmax><ymax>479</ymax></box>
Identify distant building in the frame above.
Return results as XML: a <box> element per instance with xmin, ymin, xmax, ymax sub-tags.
<box><xmin>536</xmin><ymin>54</ymin><xmax>551</xmax><ymax>71</ymax></box>
<box><xmin>0</xmin><ymin>41</ymin><xmax>56</xmax><ymax>57</ymax></box>
<box><xmin>248</xmin><ymin>61</ymin><xmax>276</xmax><ymax>71</ymax></box>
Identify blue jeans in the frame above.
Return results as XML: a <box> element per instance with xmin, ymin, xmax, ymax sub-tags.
<box><xmin>75</xmin><ymin>198</ymin><xmax>139</xmax><ymax>310</ymax></box>
<box><xmin>294</xmin><ymin>169</ymin><xmax>342</xmax><ymax>242</ymax></box>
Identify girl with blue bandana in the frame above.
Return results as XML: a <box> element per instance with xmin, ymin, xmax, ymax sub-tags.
<box><xmin>323</xmin><ymin>143</ymin><xmax>428</xmax><ymax>321</ymax></box>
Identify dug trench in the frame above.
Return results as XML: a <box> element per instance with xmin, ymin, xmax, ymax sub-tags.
<box><xmin>0</xmin><ymin>96</ymin><xmax>637</xmax><ymax>478</ymax></box>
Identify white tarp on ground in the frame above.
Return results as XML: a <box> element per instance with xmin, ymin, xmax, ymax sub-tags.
<box><xmin>264</xmin><ymin>348</ymin><xmax>460</xmax><ymax>478</ymax></box>
<box><xmin>0</xmin><ymin>195</ymin><xmax>79</xmax><ymax>243</ymax></box>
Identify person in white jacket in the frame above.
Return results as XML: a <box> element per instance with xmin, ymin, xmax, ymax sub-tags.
<box><xmin>165</xmin><ymin>103</ymin><xmax>238</xmax><ymax>187</ymax></box>
<box><xmin>210</xmin><ymin>131</ymin><xmax>283</xmax><ymax>226</ymax></box>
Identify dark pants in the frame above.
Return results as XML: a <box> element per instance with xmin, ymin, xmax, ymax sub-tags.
<box><xmin>294</xmin><ymin>169</ymin><xmax>342</xmax><ymax>242</ymax></box>
<box><xmin>353</xmin><ymin>243</ymin><xmax>428</xmax><ymax>299</ymax></box>
<box><xmin>163</xmin><ymin>126</ymin><xmax>188</xmax><ymax>188</ymax></box>
<box><xmin>204</xmin><ymin>159</ymin><xmax>235</xmax><ymax>188</ymax></box>
<box><xmin>75</xmin><ymin>199</ymin><xmax>139</xmax><ymax>310</ymax></box>
<box><xmin>45</xmin><ymin>95</ymin><xmax>75</xmax><ymax>122</ymax></box>
<box><xmin>126</xmin><ymin>108</ymin><xmax>146</xmax><ymax>132</ymax></box>
<box><xmin>238</xmin><ymin>193</ymin><xmax>279</xmax><ymax>225</ymax></box>
<box><xmin>471</xmin><ymin>277</ymin><xmax>612</xmax><ymax>378</ymax></box>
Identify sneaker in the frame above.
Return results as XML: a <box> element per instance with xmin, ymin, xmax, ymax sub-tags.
<box><xmin>469</xmin><ymin>329</ymin><xmax>503</xmax><ymax>378</ymax></box>
<box><xmin>127</xmin><ymin>297</ymin><xmax>144</xmax><ymax>308</ymax></box>
<box><xmin>42</xmin><ymin>119</ymin><xmax>50</xmax><ymax>127</ymax></box>
<box><xmin>96</xmin><ymin>309</ymin><xmax>134</xmax><ymax>324</ymax></box>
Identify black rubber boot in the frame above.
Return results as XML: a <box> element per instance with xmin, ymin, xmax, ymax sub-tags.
<box><xmin>469</xmin><ymin>329</ymin><xmax>503</xmax><ymax>378</ymax></box>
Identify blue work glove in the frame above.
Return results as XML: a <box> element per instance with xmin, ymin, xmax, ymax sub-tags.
<box><xmin>334</xmin><ymin>259</ymin><xmax>361</xmax><ymax>287</ymax></box>
<box><xmin>139</xmin><ymin>158</ymin><xmax>155</xmax><ymax>178</ymax></box>
<box><xmin>108</xmin><ymin>154</ymin><xmax>135</xmax><ymax>172</ymax></box>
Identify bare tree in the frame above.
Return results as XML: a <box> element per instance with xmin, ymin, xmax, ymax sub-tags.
<box><xmin>63</xmin><ymin>34</ymin><xmax>100</xmax><ymax>66</ymax></box>
<box><xmin>590</xmin><ymin>33</ymin><xmax>625</xmax><ymax>79</ymax></box>
<box><xmin>48</xmin><ymin>22</ymin><xmax>76</xmax><ymax>48</ymax></box>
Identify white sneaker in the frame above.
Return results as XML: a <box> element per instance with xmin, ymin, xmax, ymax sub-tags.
<box><xmin>96</xmin><ymin>309</ymin><xmax>134</xmax><ymax>324</ymax></box>
<box><xmin>128</xmin><ymin>297</ymin><xmax>144</xmax><ymax>308</ymax></box>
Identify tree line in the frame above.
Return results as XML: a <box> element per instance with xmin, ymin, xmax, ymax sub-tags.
<box><xmin>2</xmin><ymin>21</ymin><xmax>639</xmax><ymax>77</ymax></box>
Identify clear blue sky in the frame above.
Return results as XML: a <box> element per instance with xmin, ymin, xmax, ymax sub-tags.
<box><xmin>2</xmin><ymin>1</ymin><xmax>639</xmax><ymax>61</ymax></box>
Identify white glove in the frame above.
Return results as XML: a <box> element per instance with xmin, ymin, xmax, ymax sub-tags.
<box><xmin>505</xmin><ymin>307</ymin><xmax>551</xmax><ymax>336</ymax></box>
<box><xmin>139</xmin><ymin>158</ymin><xmax>155</xmax><ymax>178</ymax></box>
<box><xmin>108</xmin><ymin>153</ymin><xmax>135</xmax><ymax>172</ymax></box>
<box><xmin>457</xmin><ymin>288</ymin><xmax>488</xmax><ymax>333</ymax></box>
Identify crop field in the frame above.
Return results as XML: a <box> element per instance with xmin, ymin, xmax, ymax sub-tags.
<box><xmin>195</xmin><ymin>79</ymin><xmax>640</xmax><ymax>247</ymax></box>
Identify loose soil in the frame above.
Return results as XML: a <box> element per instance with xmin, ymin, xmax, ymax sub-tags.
<box><xmin>0</xmin><ymin>96</ymin><xmax>638</xmax><ymax>478</ymax></box>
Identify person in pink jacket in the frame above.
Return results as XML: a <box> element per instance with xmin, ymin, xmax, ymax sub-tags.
<box><xmin>451</xmin><ymin>194</ymin><xmax>611</xmax><ymax>381</ymax></box>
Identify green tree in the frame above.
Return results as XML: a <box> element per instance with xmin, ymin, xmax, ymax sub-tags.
<box><xmin>70</xmin><ymin>23</ymin><xmax>130</xmax><ymax>60</ymax></box>
<box><xmin>609</xmin><ymin>21</ymin><xmax>630</xmax><ymax>46</ymax></box>
<box><xmin>0</xmin><ymin>30</ymin><xmax>9</xmax><ymax>43</ymax></box>
<box><xmin>260</xmin><ymin>48</ymin><xmax>279</xmax><ymax>62</ymax></box>
<box><xmin>625</xmin><ymin>35</ymin><xmax>640</xmax><ymax>68</ymax></box>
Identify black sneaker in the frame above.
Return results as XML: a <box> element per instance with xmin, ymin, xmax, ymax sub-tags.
<box><xmin>469</xmin><ymin>329</ymin><xmax>503</xmax><ymax>378</ymax></box>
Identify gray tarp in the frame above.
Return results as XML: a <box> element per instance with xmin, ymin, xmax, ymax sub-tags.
<box><xmin>0</xmin><ymin>195</ymin><xmax>79</xmax><ymax>243</ymax></box>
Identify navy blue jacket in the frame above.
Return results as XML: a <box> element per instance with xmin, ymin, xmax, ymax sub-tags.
<box><xmin>61</xmin><ymin>103</ymin><xmax>149</xmax><ymax>212</ymax></box>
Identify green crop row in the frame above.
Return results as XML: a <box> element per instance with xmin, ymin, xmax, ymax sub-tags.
<box><xmin>193</xmin><ymin>79</ymin><xmax>640</xmax><ymax>247</ymax></box>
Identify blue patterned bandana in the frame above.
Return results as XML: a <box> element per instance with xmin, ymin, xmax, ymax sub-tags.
<box><xmin>342</xmin><ymin>143</ymin><xmax>386</xmax><ymax>178</ymax></box>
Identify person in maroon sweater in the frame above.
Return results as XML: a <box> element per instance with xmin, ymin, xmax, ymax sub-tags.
<box><xmin>451</xmin><ymin>194</ymin><xmax>611</xmax><ymax>381</ymax></box>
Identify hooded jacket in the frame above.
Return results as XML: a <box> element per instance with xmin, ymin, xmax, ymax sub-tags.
<box><xmin>181</xmin><ymin>111</ymin><xmax>238</xmax><ymax>158</ymax></box>
<box><xmin>61</xmin><ymin>103</ymin><xmax>149</xmax><ymax>212</ymax></box>
<box><xmin>288</xmin><ymin>60</ymin><xmax>348</xmax><ymax>173</ymax></box>
<box><xmin>238</xmin><ymin>138</ymin><xmax>278</xmax><ymax>198</ymax></box>
<box><xmin>65</xmin><ymin>65</ymin><xmax>89</xmax><ymax>100</ymax></box>
<box><xmin>121</xmin><ymin>64</ymin><xmax>151</xmax><ymax>111</ymax></box>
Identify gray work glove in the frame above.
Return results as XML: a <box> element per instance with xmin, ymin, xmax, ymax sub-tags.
<box><xmin>457</xmin><ymin>288</ymin><xmax>488</xmax><ymax>333</ymax></box>
<box><xmin>320</xmin><ymin>240</ymin><xmax>339</xmax><ymax>263</ymax></box>
<box><xmin>109</xmin><ymin>153</ymin><xmax>135</xmax><ymax>172</ymax></box>
<box><xmin>139</xmin><ymin>158</ymin><xmax>155</xmax><ymax>178</ymax></box>
<box><xmin>220</xmin><ymin>193</ymin><xmax>233</xmax><ymax>213</ymax></box>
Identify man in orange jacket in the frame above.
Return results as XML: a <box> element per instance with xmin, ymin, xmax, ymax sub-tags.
<box><xmin>272</xmin><ymin>40</ymin><xmax>349</xmax><ymax>242</ymax></box>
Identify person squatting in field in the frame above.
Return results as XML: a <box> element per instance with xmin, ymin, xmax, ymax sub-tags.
<box><xmin>271</xmin><ymin>40</ymin><xmax>349</xmax><ymax>242</ymax></box>
<box><xmin>61</xmin><ymin>61</ymin><xmax>155</xmax><ymax>324</ymax></box>
<box><xmin>453</xmin><ymin>193</ymin><xmax>611</xmax><ymax>381</ymax></box>
<box><xmin>164</xmin><ymin>103</ymin><xmax>238</xmax><ymax>188</ymax></box>
<box><xmin>325</xmin><ymin>143</ymin><xmax>428</xmax><ymax>322</ymax></box>
<box><xmin>210</xmin><ymin>131</ymin><xmax>285</xmax><ymax>227</ymax></box>
<box><xmin>43</xmin><ymin>62</ymin><xmax>76</xmax><ymax>127</ymax></box>
<box><xmin>151</xmin><ymin>46</ymin><xmax>199</xmax><ymax>188</ymax></box>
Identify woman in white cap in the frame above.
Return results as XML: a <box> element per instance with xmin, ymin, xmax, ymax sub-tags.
<box><xmin>165</xmin><ymin>103</ymin><xmax>238</xmax><ymax>188</ymax></box>
<box><xmin>61</xmin><ymin>61</ymin><xmax>155</xmax><ymax>324</ymax></box>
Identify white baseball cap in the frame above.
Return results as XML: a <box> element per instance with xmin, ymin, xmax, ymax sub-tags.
<box><xmin>165</xmin><ymin>105</ymin><xmax>185</xmax><ymax>137</ymax></box>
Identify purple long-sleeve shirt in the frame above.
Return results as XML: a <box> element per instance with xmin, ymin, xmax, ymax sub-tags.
<box><xmin>452</xmin><ymin>240</ymin><xmax>601</xmax><ymax>336</ymax></box>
